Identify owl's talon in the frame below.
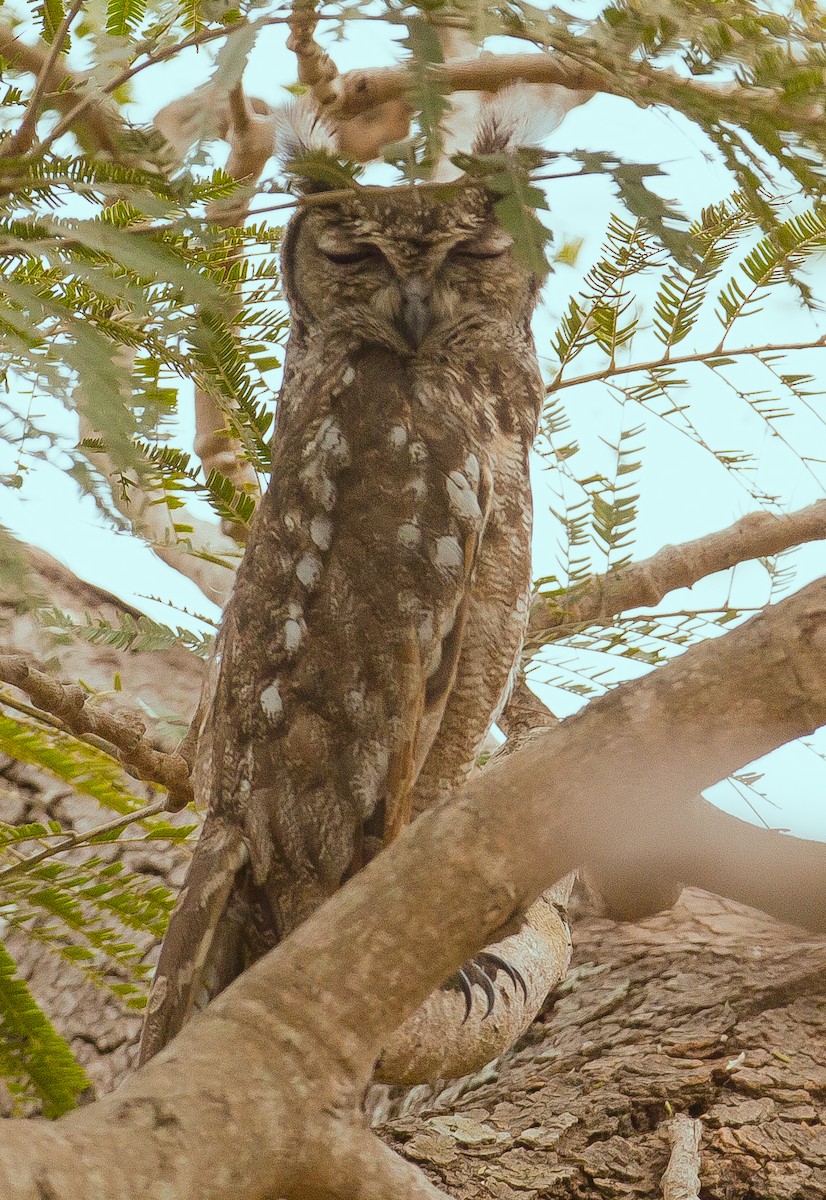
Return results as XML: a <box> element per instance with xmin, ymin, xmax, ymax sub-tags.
<box><xmin>456</xmin><ymin>968</ymin><xmax>474</xmax><ymax>1023</ymax></box>
<box><xmin>476</xmin><ymin>951</ymin><xmax>528</xmax><ymax>1002</ymax></box>
<box><xmin>446</xmin><ymin>955</ymin><xmax>507</xmax><ymax>1021</ymax></box>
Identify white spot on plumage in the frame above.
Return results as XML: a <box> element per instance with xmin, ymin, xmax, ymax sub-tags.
<box><xmin>405</xmin><ymin>476</ymin><xmax>427</xmax><ymax>502</ymax></box>
<box><xmin>409</xmin><ymin>441</ymin><xmax>428</xmax><ymax>465</ymax></box>
<box><xmin>397</xmin><ymin>590</ymin><xmax>420</xmax><ymax>616</ymax></box>
<box><xmin>296</xmin><ymin>553</ymin><xmax>322</xmax><ymax>588</ymax></box>
<box><xmin>447</xmin><ymin>471</ymin><xmax>482</xmax><ymax>524</ymax></box>
<box><xmin>260</xmin><ymin>682</ymin><xmax>283</xmax><ymax>721</ymax></box>
<box><xmin>284</xmin><ymin>619</ymin><xmax>304</xmax><ymax>653</ymax></box>
<box><xmin>431</xmin><ymin>535</ymin><xmax>464</xmax><ymax>572</ymax></box>
<box><xmin>418</xmin><ymin>612</ymin><xmax>435</xmax><ymax>649</ymax></box>
<box><xmin>464</xmin><ymin>453</ymin><xmax>480</xmax><ymax>486</ymax></box>
<box><xmin>397</xmin><ymin>521</ymin><xmax>422</xmax><ymax>549</ymax></box>
<box><xmin>315</xmin><ymin>416</ymin><xmax>350</xmax><ymax>464</ymax></box>
<box><xmin>342</xmin><ymin>365</ymin><xmax>356</xmax><ymax>387</ymax></box>
<box><xmin>284</xmin><ymin>510</ymin><xmax>301</xmax><ymax>531</ymax></box>
<box><xmin>389</xmin><ymin>425</ymin><xmax>408</xmax><ymax>450</ymax></box>
<box><xmin>310</xmin><ymin>514</ymin><xmax>333</xmax><ymax>550</ymax></box>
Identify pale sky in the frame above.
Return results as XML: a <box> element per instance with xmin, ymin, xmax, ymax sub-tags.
<box><xmin>2</xmin><ymin>6</ymin><xmax>825</xmax><ymax>837</ymax></box>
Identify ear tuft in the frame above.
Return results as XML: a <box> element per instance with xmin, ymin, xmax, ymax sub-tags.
<box><xmin>274</xmin><ymin>98</ymin><xmax>339</xmax><ymax>165</ymax></box>
<box><xmin>472</xmin><ymin>82</ymin><xmax>569</xmax><ymax>154</ymax></box>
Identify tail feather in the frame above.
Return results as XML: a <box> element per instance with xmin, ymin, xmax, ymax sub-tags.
<box><xmin>138</xmin><ymin>817</ymin><xmax>248</xmax><ymax>1065</ymax></box>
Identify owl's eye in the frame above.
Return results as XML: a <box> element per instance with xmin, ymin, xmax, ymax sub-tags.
<box><xmin>322</xmin><ymin>245</ymin><xmax>381</xmax><ymax>266</ymax></box>
<box><xmin>451</xmin><ymin>239</ymin><xmax>510</xmax><ymax>261</ymax></box>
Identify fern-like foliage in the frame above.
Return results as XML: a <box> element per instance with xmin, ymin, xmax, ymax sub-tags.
<box><xmin>0</xmin><ymin>941</ymin><xmax>90</xmax><ymax>1117</ymax></box>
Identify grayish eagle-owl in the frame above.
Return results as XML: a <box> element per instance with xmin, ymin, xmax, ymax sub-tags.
<box><xmin>139</xmin><ymin>90</ymin><xmax>549</xmax><ymax>1065</ymax></box>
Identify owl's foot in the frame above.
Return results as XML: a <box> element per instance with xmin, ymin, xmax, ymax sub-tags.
<box><xmin>446</xmin><ymin>951</ymin><xmax>528</xmax><ymax>1023</ymax></box>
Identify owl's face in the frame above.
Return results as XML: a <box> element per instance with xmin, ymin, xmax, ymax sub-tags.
<box><xmin>282</xmin><ymin>188</ymin><xmax>540</xmax><ymax>355</ymax></box>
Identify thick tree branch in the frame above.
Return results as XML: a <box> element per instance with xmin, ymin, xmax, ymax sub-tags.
<box><xmin>528</xmin><ymin>499</ymin><xmax>826</xmax><ymax>643</ymax></box>
<box><xmin>0</xmin><ymin>576</ymin><xmax>823</xmax><ymax>1197</ymax></box>
<box><xmin>0</xmin><ymin>655</ymin><xmax>193</xmax><ymax>810</ymax></box>
<box><xmin>325</xmin><ymin>50</ymin><xmax>821</xmax><ymax>140</ymax></box>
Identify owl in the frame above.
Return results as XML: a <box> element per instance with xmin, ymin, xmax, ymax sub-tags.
<box><xmin>139</xmin><ymin>95</ymin><xmax>546</xmax><ymax>1064</ymax></box>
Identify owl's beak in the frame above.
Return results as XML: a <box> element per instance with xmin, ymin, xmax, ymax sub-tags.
<box><xmin>398</xmin><ymin>278</ymin><xmax>431</xmax><ymax>348</ymax></box>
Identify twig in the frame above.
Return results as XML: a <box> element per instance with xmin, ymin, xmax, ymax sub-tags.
<box><xmin>0</xmin><ymin>797</ymin><xmax>170</xmax><ymax>885</ymax></box>
<box><xmin>661</xmin><ymin>1115</ymin><xmax>702</xmax><ymax>1200</ymax></box>
<box><xmin>2</xmin><ymin>0</ymin><xmax>85</xmax><ymax>158</ymax></box>
<box><xmin>528</xmin><ymin>498</ymin><xmax>826</xmax><ymax>643</ymax></box>
<box><xmin>31</xmin><ymin>14</ymin><xmax>294</xmax><ymax>157</ymax></box>
<box><xmin>0</xmin><ymin>655</ymin><xmax>193</xmax><ymax>810</ymax></box>
<box><xmin>548</xmin><ymin>336</ymin><xmax>826</xmax><ymax>394</ymax></box>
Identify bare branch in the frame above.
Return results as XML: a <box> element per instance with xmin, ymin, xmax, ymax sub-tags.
<box><xmin>528</xmin><ymin>499</ymin><xmax>826</xmax><ymax>643</ymax></box>
<box><xmin>0</xmin><ymin>655</ymin><xmax>193</xmax><ymax>810</ymax></box>
<box><xmin>287</xmin><ymin>0</ymin><xmax>339</xmax><ymax>111</ymax></box>
<box><xmin>661</xmin><ymin>1116</ymin><xmax>702</xmax><ymax>1200</ymax></box>
<box><xmin>326</xmin><ymin>49</ymin><xmax>822</xmax><ymax>140</ymax></box>
<box><xmin>1</xmin><ymin>0</ymin><xmax>84</xmax><ymax>157</ymax></box>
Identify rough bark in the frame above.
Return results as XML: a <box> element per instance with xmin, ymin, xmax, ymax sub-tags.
<box><xmin>381</xmin><ymin>887</ymin><xmax>826</xmax><ymax>1200</ymax></box>
<box><xmin>0</xmin><ymin>574</ymin><xmax>824</xmax><ymax>1197</ymax></box>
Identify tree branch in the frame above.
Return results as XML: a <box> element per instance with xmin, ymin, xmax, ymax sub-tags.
<box><xmin>0</xmin><ymin>573</ymin><xmax>824</xmax><ymax>1197</ymax></box>
<box><xmin>1</xmin><ymin>0</ymin><xmax>84</xmax><ymax>157</ymax></box>
<box><xmin>0</xmin><ymin>23</ymin><xmax>122</xmax><ymax>156</ymax></box>
<box><xmin>528</xmin><ymin>499</ymin><xmax>826</xmax><ymax>643</ymax></box>
<box><xmin>0</xmin><ymin>655</ymin><xmax>193</xmax><ymax>810</ymax></box>
<box><xmin>325</xmin><ymin>49</ymin><xmax>822</xmax><ymax>141</ymax></box>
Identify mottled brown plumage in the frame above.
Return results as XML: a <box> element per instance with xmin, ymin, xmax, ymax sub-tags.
<box><xmin>139</xmin><ymin>135</ymin><xmax>544</xmax><ymax>1064</ymax></box>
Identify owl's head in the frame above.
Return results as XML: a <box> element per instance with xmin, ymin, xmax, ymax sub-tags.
<box><xmin>277</xmin><ymin>89</ymin><xmax>547</xmax><ymax>355</ymax></box>
<box><xmin>281</xmin><ymin>187</ymin><xmax>538</xmax><ymax>354</ymax></box>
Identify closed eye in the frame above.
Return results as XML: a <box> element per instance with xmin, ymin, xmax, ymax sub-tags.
<box><xmin>323</xmin><ymin>245</ymin><xmax>382</xmax><ymax>265</ymax></box>
<box><xmin>451</xmin><ymin>241</ymin><xmax>510</xmax><ymax>261</ymax></box>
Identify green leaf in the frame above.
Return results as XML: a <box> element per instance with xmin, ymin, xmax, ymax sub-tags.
<box><xmin>0</xmin><ymin>712</ymin><xmax>149</xmax><ymax>815</ymax></box>
<box><xmin>0</xmin><ymin>941</ymin><xmax>89</xmax><ymax>1117</ymax></box>
<box><xmin>34</xmin><ymin>0</ymin><xmax>67</xmax><ymax>44</ymax></box>
<box><xmin>106</xmin><ymin>0</ymin><xmax>147</xmax><ymax>36</ymax></box>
